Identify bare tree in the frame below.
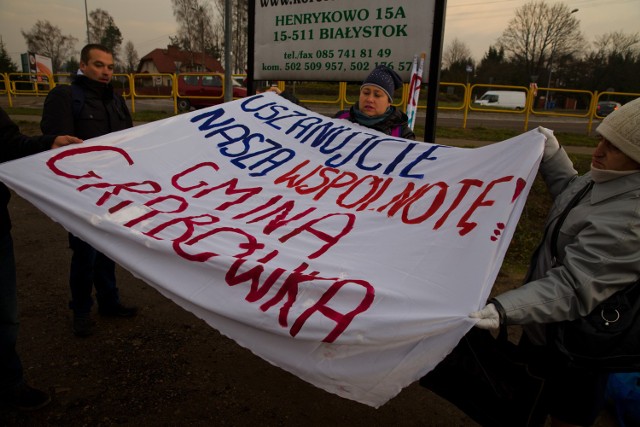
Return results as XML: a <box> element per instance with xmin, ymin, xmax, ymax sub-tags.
<box><xmin>171</xmin><ymin>0</ymin><xmax>220</xmax><ymax>69</ymax></box>
<box><xmin>233</xmin><ymin>0</ymin><xmax>248</xmax><ymax>74</ymax></box>
<box><xmin>123</xmin><ymin>41</ymin><xmax>139</xmax><ymax>73</ymax></box>
<box><xmin>443</xmin><ymin>38</ymin><xmax>472</xmax><ymax>69</ymax></box>
<box><xmin>593</xmin><ymin>31</ymin><xmax>640</xmax><ymax>59</ymax></box>
<box><xmin>577</xmin><ymin>30</ymin><xmax>640</xmax><ymax>92</ymax></box>
<box><xmin>21</xmin><ymin>20</ymin><xmax>78</xmax><ymax>72</ymax></box>
<box><xmin>498</xmin><ymin>1</ymin><xmax>585</xmax><ymax>81</ymax></box>
<box><xmin>172</xmin><ymin>0</ymin><xmax>198</xmax><ymax>53</ymax></box>
<box><xmin>88</xmin><ymin>9</ymin><xmax>123</xmax><ymax>61</ymax></box>
<box><xmin>171</xmin><ymin>0</ymin><xmax>247</xmax><ymax>73</ymax></box>
<box><xmin>211</xmin><ymin>0</ymin><xmax>248</xmax><ymax>73</ymax></box>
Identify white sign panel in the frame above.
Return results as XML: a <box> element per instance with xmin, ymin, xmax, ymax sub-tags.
<box><xmin>254</xmin><ymin>0</ymin><xmax>437</xmax><ymax>81</ymax></box>
<box><xmin>0</xmin><ymin>93</ymin><xmax>543</xmax><ymax>407</ymax></box>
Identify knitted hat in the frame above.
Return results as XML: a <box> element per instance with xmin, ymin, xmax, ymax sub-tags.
<box><xmin>361</xmin><ymin>65</ymin><xmax>403</xmax><ymax>101</ymax></box>
<box><xmin>596</xmin><ymin>97</ymin><xmax>640</xmax><ymax>164</ymax></box>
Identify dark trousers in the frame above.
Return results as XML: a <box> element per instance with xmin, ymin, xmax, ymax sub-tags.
<box><xmin>68</xmin><ymin>234</ymin><xmax>119</xmax><ymax>315</ymax></box>
<box><xmin>520</xmin><ymin>333</ymin><xmax>609</xmax><ymax>426</ymax></box>
<box><xmin>0</xmin><ymin>232</ymin><xmax>23</xmax><ymax>392</ymax></box>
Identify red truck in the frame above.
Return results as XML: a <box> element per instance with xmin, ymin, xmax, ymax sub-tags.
<box><xmin>176</xmin><ymin>74</ymin><xmax>247</xmax><ymax>112</ymax></box>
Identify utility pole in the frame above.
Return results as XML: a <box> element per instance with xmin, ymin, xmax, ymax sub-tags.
<box><xmin>200</xmin><ymin>7</ymin><xmax>205</xmax><ymax>71</ymax></box>
<box><xmin>224</xmin><ymin>0</ymin><xmax>232</xmax><ymax>102</ymax></box>
<box><xmin>85</xmin><ymin>0</ymin><xmax>90</xmax><ymax>43</ymax></box>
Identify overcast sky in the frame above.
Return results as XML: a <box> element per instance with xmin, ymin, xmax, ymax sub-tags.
<box><xmin>1</xmin><ymin>0</ymin><xmax>638</xmax><ymax>67</ymax></box>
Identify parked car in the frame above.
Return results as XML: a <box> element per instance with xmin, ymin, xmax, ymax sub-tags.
<box><xmin>596</xmin><ymin>101</ymin><xmax>622</xmax><ymax>117</ymax></box>
<box><xmin>177</xmin><ymin>74</ymin><xmax>247</xmax><ymax>112</ymax></box>
<box><xmin>473</xmin><ymin>90</ymin><xmax>526</xmax><ymax>110</ymax></box>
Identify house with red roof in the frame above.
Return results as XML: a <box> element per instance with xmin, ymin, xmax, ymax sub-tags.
<box><xmin>137</xmin><ymin>45</ymin><xmax>224</xmax><ymax>86</ymax></box>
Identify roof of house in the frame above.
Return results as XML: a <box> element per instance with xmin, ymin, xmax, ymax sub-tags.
<box><xmin>139</xmin><ymin>45</ymin><xmax>224</xmax><ymax>73</ymax></box>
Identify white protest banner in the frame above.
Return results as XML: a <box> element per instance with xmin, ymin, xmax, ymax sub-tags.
<box><xmin>0</xmin><ymin>93</ymin><xmax>543</xmax><ymax>407</ymax></box>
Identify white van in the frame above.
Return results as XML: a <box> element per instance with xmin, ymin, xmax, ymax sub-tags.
<box><xmin>474</xmin><ymin>90</ymin><xmax>526</xmax><ymax>110</ymax></box>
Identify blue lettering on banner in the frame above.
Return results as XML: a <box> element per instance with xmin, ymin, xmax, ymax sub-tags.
<box><xmin>191</xmin><ymin>95</ymin><xmax>450</xmax><ymax>179</ymax></box>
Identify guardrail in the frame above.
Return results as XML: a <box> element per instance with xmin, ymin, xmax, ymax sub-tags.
<box><xmin>2</xmin><ymin>72</ymin><xmax>638</xmax><ymax>134</ymax></box>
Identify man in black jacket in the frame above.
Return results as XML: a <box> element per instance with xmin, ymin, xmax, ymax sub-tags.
<box><xmin>41</xmin><ymin>44</ymin><xmax>137</xmax><ymax>337</ymax></box>
<box><xmin>0</xmin><ymin>107</ymin><xmax>81</xmax><ymax>410</ymax></box>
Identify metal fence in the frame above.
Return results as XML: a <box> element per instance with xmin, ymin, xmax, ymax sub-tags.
<box><xmin>2</xmin><ymin>71</ymin><xmax>638</xmax><ymax>134</ymax></box>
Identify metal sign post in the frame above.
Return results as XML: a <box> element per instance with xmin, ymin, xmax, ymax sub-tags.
<box><xmin>424</xmin><ymin>0</ymin><xmax>447</xmax><ymax>143</ymax></box>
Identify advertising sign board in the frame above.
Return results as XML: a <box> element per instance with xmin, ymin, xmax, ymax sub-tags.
<box><xmin>253</xmin><ymin>0</ymin><xmax>437</xmax><ymax>82</ymax></box>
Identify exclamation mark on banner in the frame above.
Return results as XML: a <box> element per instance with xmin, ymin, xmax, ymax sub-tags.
<box><xmin>491</xmin><ymin>177</ymin><xmax>526</xmax><ymax>242</ymax></box>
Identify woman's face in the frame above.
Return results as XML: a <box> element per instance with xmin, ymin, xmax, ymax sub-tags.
<box><xmin>359</xmin><ymin>85</ymin><xmax>391</xmax><ymax>117</ymax></box>
<box><xmin>592</xmin><ymin>136</ymin><xmax>640</xmax><ymax>171</ymax></box>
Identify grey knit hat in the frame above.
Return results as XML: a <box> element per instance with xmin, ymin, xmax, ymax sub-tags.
<box><xmin>361</xmin><ymin>65</ymin><xmax>403</xmax><ymax>101</ymax></box>
<box><xmin>596</xmin><ymin>97</ymin><xmax>640</xmax><ymax>163</ymax></box>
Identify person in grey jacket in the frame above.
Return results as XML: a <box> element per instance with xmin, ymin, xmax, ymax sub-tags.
<box><xmin>470</xmin><ymin>97</ymin><xmax>640</xmax><ymax>426</ymax></box>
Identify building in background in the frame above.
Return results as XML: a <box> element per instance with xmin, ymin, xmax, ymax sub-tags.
<box><xmin>138</xmin><ymin>45</ymin><xmax>224</xmax><ymax>87</ymax></box>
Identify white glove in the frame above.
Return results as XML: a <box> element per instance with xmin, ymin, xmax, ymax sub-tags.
<box><xmin>469</xmin><ymin>303</ymin><xmax>500</xmax><ymax>330</ymax></box>
<box><xmin>537</xmin><ymin>126</ymin><xmax>560</xmax><ymax>162</ymax></box>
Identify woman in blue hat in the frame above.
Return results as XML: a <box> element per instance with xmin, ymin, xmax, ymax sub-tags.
<box><xmin>335</xmin><ymin>65</ymin><xmax>415</xmax><ymax>140</ymax></box>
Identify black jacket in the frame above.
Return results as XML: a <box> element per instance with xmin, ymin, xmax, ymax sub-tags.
<box><xmin>335</xmin><ymin>105</ymin><xmax>416</xmax><ymax>140</ymax></box>
<box><xmin>41</xmin><ymin>75</ymin><xmax>132</xmax><ymax>140</ymax></box>
<box><xmin>0</xmin><ymin>107</ymin><xmax>56</xmax><ymax>234</ymax></box>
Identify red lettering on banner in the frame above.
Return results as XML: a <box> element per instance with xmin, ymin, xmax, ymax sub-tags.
<box><xmin>141</xmin><ymin>214</ymin><xmax>220</xmax><ymax>241</ymax></box>
<box><xmin>226</xmin><ymin>257</ymin><xmax>287</xmax><ymax>302</ymax></box>
<box><xmin>433</xmin><ymin>179</ymin><xmax>482</xmax><ymax>230</ymax></box>
<box><xmin>313</xmin><ymin>170</ymin><xmax>359</xmax><ymax>201</ymax></box>
<box><xmin>275</xmin><ymin>161</ymin><xmax>522</xmax><ymax>233</ymax></box>
<box><xmin>259</xmin><ymin>262</ymin><xmax>324</xmax><ymax>327</ymax></box>
<box><xmin>225</xmin><ymin>258</ymin><xmax>374</xmax><ymax>342</ymax></box>
<box><xmin>279</xmin><ymin>213</ymin><xmax>355</xmax><ymax>259</ymax></box>
<box><xmin>457</xmin><ymin>175</ymin><xmax>514</xmax><ymax>236</ymax></box>
<box><xmin>397</xmin><ymin>182</ymin><xmax>449</xmax><ymax>224</ymax></box>
<box><xmin>175</xmin><ymin>226</ymin><xmax>264</xmax><ymax>262</ymax></box>
<box><xmin>77</xmin><ymin>180</ymin><xmax>162</xmax><ymax>208</ymax></box>
<box><xmin>195</xmin><ymin>178</ymin><xmax>263</xmax><ymax>210</ymax></box>
<box><xmin>297</xmin><ymin>166</ymin><xmax>340</xmax><ymax>195</ymax></box>
<box><xmin>235</xmin><ymin>198</ymin><xmax>316</xmax><ymax>236</ymax></box>
<box><xmin>46</xmin><ymin>146</ymin><xmax>134</xmax><ymax>179</ymax></box>
<box><xmin>374</xmin><ymin>181</ymin><xmax>420</xmax><ymax>215</ymax></box>
<box><xmin>337</xmin><ymin>175</ymin><xmax>393</xmax><ymax>210</ymax></box>
<box><xmin>172</xmin><ymin>162</ymin><xmax>220</xmax><ymax>191</ymax></box>
<box><xmin>274</xmin><ymin>160</ymin><xmax>322</xmax><ymax>188</ymax></box>
<box><xmin>123</xmin><ymin>195</ymin><xmax>189</xmax><ymax>228</ymax></box>
<box><xmin>43</xmin><ymin>142</ymin><xmax>527</xmax><ymax>342</ymax></box>
<box><xmin>290</xmin><ymin>278</ymin><xmax>375</xmax><ymax>343</ymax></box>
<box><xmin>172</xmin><ymin>163</ymin><xmax>263</xmax><ymax>210</ymax></box>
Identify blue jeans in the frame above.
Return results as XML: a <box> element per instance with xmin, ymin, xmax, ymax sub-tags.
<box><xmin>0</xmin><ymin>232</ymin><xmax>23</xmax><ymax>392</ymax></box>
<box><xmin>68</xmin><ymin>234</ymin><xmax>120</xmax><ymax>315</ymax></box>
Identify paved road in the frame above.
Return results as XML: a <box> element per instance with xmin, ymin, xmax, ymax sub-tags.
<box><xmin>2</xmin><ymin>95</ymin><xmax>601</xmax><ymax>133</ymax></box>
